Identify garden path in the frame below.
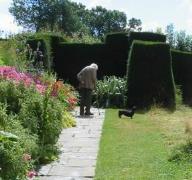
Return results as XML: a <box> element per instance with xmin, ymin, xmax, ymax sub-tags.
<box><xmin>38</xmin><ymin>107</ymin><xmax>105</xmax><ymax>180</ymax></box>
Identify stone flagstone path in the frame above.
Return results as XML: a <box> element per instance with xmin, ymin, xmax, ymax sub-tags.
<box><xmin>38</xmin><ymin>107</ymin><xmax>105</xmax><ymax>180</ymax></box>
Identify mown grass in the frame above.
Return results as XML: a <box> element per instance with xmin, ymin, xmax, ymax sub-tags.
<box><xmin>95</xmin><ymin>106</ymin><xmax>192</xmax><ymax>180</ymax></box>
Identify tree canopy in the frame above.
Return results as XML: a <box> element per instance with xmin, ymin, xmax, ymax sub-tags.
<box><xmin>9</xmin><ymin>0</ymin><xmax>142</xmax><ymax>39</ymax></box>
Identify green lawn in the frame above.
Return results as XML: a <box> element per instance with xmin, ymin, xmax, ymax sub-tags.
<box><xmin>95</xmin><ymin>107</ymin><xmax>192</xmax><ymax>180</ymax></box>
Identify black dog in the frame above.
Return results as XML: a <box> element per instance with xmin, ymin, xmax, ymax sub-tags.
<box><xmin>118</xmin><ymin>106</ymin><xmax>136</xmax><ymax>119</ymax></box>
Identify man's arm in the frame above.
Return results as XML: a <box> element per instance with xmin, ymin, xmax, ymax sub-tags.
<box><xmin>92</xmin><ymin>69</ymin><xmax>97</xmax><ymax>89</ymax></box>
<box><xmin>77</xmin><ymin>69</ymin><xmax>85</xmax><ymax>84</ymax></box>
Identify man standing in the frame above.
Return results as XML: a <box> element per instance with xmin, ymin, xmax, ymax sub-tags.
<box><xmin>77</xmin><ymin>63</ymin><xmax>98</xmax><ymax>116</ymax></box>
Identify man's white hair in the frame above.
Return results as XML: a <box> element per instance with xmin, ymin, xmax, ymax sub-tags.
<box><xmin>90</xmin><ymin>63</ymin><xmax>98</xmax><ymax>70</ymax></box>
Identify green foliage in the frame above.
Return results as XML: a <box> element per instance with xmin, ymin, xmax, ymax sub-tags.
<box><xmin>62</xmin><ymin>111</ymin><xmax>76</xmax><ymax>128</ymax></box>
<box><xmin>26</xmin><ymin>32</ymin><xmax>66</xmax><ymax>72</ymax></box>
<box><xmin>169</xmin><ymin>142</ymin><xmax>192</xmax><ymax>163</ymax></box>
<box><xmin>0</xmin><ymin>41</ymin><xmax>8</xmax><ymax>65</ymax></box>
<box><xmin>0</xmin><ymin>32</ymin><xmax>66</xmax><ymax>73</ymax></box>
<box><xmin>0</xmin><ymin>79</ymin><xmax>68</xmax><ymax>163</ymax></box>
<box><xmin>0</xmin><ymin>57</ymin><xmax>5</xmax><ymax>65</ymax></box>
<box><xmin>88</xmin><ymin>6</ymin><xmax>127</xmax><ymax>38</ymax></box>
<box><xmin>0</xmin><ymin>37</ymin><xmax>26</xmax><ymax>68</ymax></box>
<box><xmin>9</xmin><ymin>0</ymin><xmax>132</xmax><ymax>39</ymax></box>
<box><xmin>127</xmin><ymin>18</ymin><xmax>142</xmax><ymax>32</ymax></box>
<box><xmin>0</xmin><ymin>81</ymin><xmax>26</xmax><ymax>114</ymax></box>
<box><xmin>39</xmin><ymin>89</ymin><xmax>63</xmax><ymax>145</ymax></box>
<box><xmin>175</xmin><ymin>31</ymin><xmax>188</xmax><ymax>51</ymax></box>
<box><xmin>93</xmin><ymin>76</ymin><xmax>127</xmax><ymax>108</ymax></box>
<box><xmin>0</xmin><ymin>33</ymin><xmax>43</xmax><ymax>71</ymax></box>
<box><xmin>165</xmin><ymin>23</ymin><xmax>176</xmax><ymax>48</ymax></box>
<box><xmin>165</xmin><ymin>24</ymin><xmax>192</xmax><ymax>52</ymax></box>
<box><xmin>0</xmin><ymin>103</ymin><xmax>38</xmax><ymax>180</ymax></box>
<box><xmin>67</xmin><ymin>33</ymin><xmax>101</xmax><ymax>44</ymax></box>
<box><xmin>0</xmin><ymin>130</ymin><xmax>19</xmax><ymax>142</ymax></box>
<box><xmin>0</xmin><ymin>103</ymin><xmax>9</xmax><ymax>130</ymax></box>
<box><xmin>171</xmin><ymin>49</ymin><xmax>192</xmax><ymax>105</ymax></box>
<box><xmin>8</xmin><ymin>34</ymin><xmax>31</xmax><ymax>71</ymax></box>
<box><xmin>127</xmin><ymin>40</ymin><xmax>175</xmax><ymax>109</ymax></box>
<box><xmin>0</xmin><ymin>76</ymin><xmax>78</xmax><ymax>178</ymax></box>
<box><xmin>10</xmin><ymin>0</ymin><xmax>60</xmax><ymax>32</ymax></box>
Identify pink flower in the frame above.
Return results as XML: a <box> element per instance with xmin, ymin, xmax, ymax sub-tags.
<box><xmin>27</xmin><ymin>170</ymin><xmax>37</xmax><ymax>179</ymax></box>
<box><xmin>0</xmin><ymin>66</ymin><xmax>47</xmax><ymax>94</ymax></box>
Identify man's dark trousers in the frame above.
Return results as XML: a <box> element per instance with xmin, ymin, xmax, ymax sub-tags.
<box><xmin>79</xmin><ymin>88</ymin><xmax>92</xmax><ymax>115</ymax></box>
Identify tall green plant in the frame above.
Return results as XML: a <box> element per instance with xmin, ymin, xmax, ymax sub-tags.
<box><xmin>94</xmin><ymin>76</ymin><xmax>127</xmax><ymax>108</ymax></box>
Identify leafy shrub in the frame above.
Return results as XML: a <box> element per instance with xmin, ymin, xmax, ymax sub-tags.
<box><xmin>0</xmin><ymin>80</ymin><xmax>68</xmax><ymax>146</ymax></box>
<box><xmin>0</xmin><ymin>64</ymin><xmax>78</xmax><ymax>177</ymax></box>
<box><xmin>93</xmin><ymin>76</ymin><xmax>127</xmax><ymax>108</ymax></box>
<box><xmin>51</xmin><ymin>80</ymin><xmax>78</xmax><ymax>111</ymax></box>
<box><xmin>0</xmin><ymin>71</ymin><xmax>77</xmax><ymax>161</ymax></box>
<box><xmin>0</xmin><ymin>103</ymin><xmax>38</xmax><ymax>180</ymax></box>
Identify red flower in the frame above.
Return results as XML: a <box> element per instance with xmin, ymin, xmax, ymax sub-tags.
<box><xmin>51</xmin><ymin>80</ymin><xmax>64</xmax><ymax>97</ymax></box>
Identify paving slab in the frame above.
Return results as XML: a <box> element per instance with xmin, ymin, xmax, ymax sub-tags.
<box><xmin>38</xmin><ymin>107</ymin><xmax>105</xmax><ymax>180</ymax></box>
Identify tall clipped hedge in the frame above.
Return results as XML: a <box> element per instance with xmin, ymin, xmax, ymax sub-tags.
<box><xmin>126</xmin><ymin>40</ymin><xmax>175</xmax><ymax>109</ymax></box>
<box><xmin>103</xmin><ymin>32</ymin><xmax>167</xmax><ymax>77</ymax></box>
<box><xmin>104</xmin><ymin>33</ymin><xmax>130</xmax><ymax>77</ymax></box>
<box><xmin>54</xmin><ymin>43</ymin><xmax>108</xmax><ymax>86</ymax></box>
<box><xmin>27</xmin><ymin>33</ymin><xmax>65</xmax><ymax>71</ymax></box>
<box><xmin>171</xmin><ymin>49</ymin><xmax>192</xmax><ymax>105</ymax></box>
<box><xmin>105</xmin><ymin>32</ymin><xmax>129</xmax><ymax>45</ymax></box>
<box><xmin>128</xmin><ymin>31</ymin><xmax>166</xmax><ymax>43</ymax></box>
<box><xmin>53</xmin><ymin>32</ymin><xmax>167</xmax><ymax>86</ymax></box>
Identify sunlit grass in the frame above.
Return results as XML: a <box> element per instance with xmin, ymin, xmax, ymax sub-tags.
<box><xmin>95</xmin><ymin>106</ymin><xmax>192</xmax><ymax>180</ymax></box>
